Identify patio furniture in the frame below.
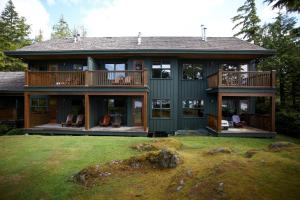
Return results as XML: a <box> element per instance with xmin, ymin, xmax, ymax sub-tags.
<box><xmin>124</xmin><ymin>76</ymin><xmax>133</xmax><ymax>85</ymax></box>
<box><xmin>73</xmin><ymin>114</ymin><xmax>84</xmax><ymax>127</ymax></box>
<box><xmin>232</xmin><ymin>115</ymin><xmax>245</xmax><ymax>128</ymax></box>
<box><xmin>111</xmin><ymin>114</ymin><xmax>122</xmax><ymax>127</ymax></box>
<box><xmin>221</xmin><ymin>120</ymin><xmax>229</xmax><ymax>130</ymax></box>
<box><xmin>100</xmin><ymin>115</ymin><xmax>111</xmax><ymax>127</ymax></box>
<box><xmin>61</xmin><ymin>114</ymin><xmax>73</xmax><ymax>127</ymax></box>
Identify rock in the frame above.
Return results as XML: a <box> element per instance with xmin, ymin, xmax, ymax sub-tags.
<box><xmin>245</xmin><ymin>149</ymin><xmax>258</xmax><ymax>158</ymax></box>
<box><xmin>147</xmin><ymin>149</ymin><xmax>181</xmax><ymax>168</ymax></box>
<box><xmin>180</xmin><ymin>179</ymin><xmax>184</xmax><ymax>185</ymax></box>
<box><xmin>207</xmin><ymin>147</ymin><xmax>231</xmax><ymax>155</ymax></box>
<box><xmin>217</xmin><ymin>182</ymin><xmax>224</xmax><ymax>192</ymax></box>
<box><xmin>176</xmin><ymin>185</ymin><xmax>183</xmax><ymax>191</ymax></box>
<box><xmin>268</xmin><ymin>141</ymin><xmax>295</xmax><ymax>151</ymax></box>
<box><xmin>132</xmin><ymin>143</ymin><xmax>157</xmax><ymax>151</ymax></box>
<box><xmin>186</xmin><ymin>169</ymin><xmax>193</xmax><ymax>177</ymax></box>
<box><xmin>78</xmin><ymin>174</ymin><xmax>86</xmax><ymax>184</ymax></box>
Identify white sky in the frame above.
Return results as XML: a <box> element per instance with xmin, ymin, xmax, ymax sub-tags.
<box><xmin>0</xmin><ymin>0</ymin><xmax>298</xmax><ymax>40</ymax></box>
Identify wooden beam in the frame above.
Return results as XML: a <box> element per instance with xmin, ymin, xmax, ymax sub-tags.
<box><xmin>221</xmin><ymin>92</ymin><xmax>275</xmax><ymax>97</ymax></box>
<box><xmin>217</xmin><ymin>93</ymin><xmax>222</xmax><ymax>133</ymax></box>
<box><xmin>143</xmin><ymin>91</ymin><xmax>148</xmax><ymax>132</ymax></box>
<box><xmin>85</xmin><ymin>94</ymin><xmax>90</xmax><ymax>130</ymax></box>
<box><xmin>24</xmin><ymin>92</ymin><xmax>30</xmax><ymax>128</ymax></box>
<box><xmin>271</xmin><ymin>94</ymin><xmax>276</xmax><ymax>132</ymax></box>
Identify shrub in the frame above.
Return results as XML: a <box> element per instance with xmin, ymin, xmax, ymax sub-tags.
<box><xmin>0</xmin><ymin>124</ymin><xmax>10</xmax><ymax>135</ymax></box>
<box><xmin>6</xmin><ymin>128</ymin><xmax>24</xmax><ymax>135</ymax></box>
<box><xmin>276</xmin><ymin>112</ymin><xmax>300</xmax><ymax>138</ymax></box>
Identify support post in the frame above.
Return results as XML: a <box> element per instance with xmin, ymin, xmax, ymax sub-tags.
<box><xmin>217</xmin><ymin>93</ymin><xmax>222</xmax><ymax>133</ymax></box>
<box><xmin>143</xmin><ymin>92</ymin><xmax>148</xmax><ymax>132</ymax></box>
<box><xmin>85</xmin><ymin>94</ymin><xmax>90</xmax><ymax>130</ymax></box>
<box><xmin>218</xmin><ymin>69</ymin><xmax>222</xmax><ymax>87</ymax></box>
<box><xmin>271</xmin><ymin>94</ymin><xmax>276</xmax><ymax>132</ymax></box>
<box><xmin>25</xmin><ymin>69</ymin><xmax>29</xmax><ymax>87</ymax></box>
<box><xmin>24</xmin><ymin>92</ymin><xmax>30</xmax><ymax>128</ymax></box>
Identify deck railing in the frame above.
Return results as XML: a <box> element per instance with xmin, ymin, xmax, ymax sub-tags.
<box><xmin>207</xmin><ymin>70</ymin><xmax>276</xmax><ymax>88</ymax></box>
<box><xmin>25</xmin><ymin>70</ymin><xmax>148</xmax><ymax>87</ymax></box>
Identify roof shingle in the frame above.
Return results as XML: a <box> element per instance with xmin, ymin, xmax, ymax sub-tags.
<box><xmin>0</xmin><ymin>72</ymin><xmax>24</xmax><ymax>92</ymax></box>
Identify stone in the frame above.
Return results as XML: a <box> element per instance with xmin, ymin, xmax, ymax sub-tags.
<box><xmin>268</xmin><ymin>141</ymin><xmax>295</xmax><ymax>151</ymax></box>
<box><xmin>245</xmin><ymin>150</ymin><xmax>258</xmax><ymax>158</ymax></box>
<box><xmin>176</xmin><ymin>185</ymin><xmax>183</xmax><ymax>191</ymax></box>
<box><xmin>180</xmin><ymin>179</ymin><xmax>184</xmax><ymax>185</ymax></box>
<box><xmin>147</xmin><ymin>149</ymin><xmax>181</xmax><ymax>168</ymax></box>
<box><xmin>186</xmin><ymin>169</ymin><xmax>193</xmax><ymax>177</ymax></box>
<box><xmin>207</xmin><ymin>147</ymin><xmax>231</xmax><ymax>155</ymax></box>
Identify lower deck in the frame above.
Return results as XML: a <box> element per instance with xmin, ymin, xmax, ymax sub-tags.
<box><xmin>207</xmin><ymin>126</ymin><xmax>276</xmax><ymax>138</ymax></box>
<box><xmin>25</xmin><ymin>123</ymin><xmax>147</xmax><ymax>136</ymax></box>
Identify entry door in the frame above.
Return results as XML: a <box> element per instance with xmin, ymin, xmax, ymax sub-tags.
<box><xmin>48</xmin><ymin>96</ymin><xmax>57</xmax><ymax>123</ymax></box>
<box><xmin>132</xmin><ymin>97</ymin><xmax>143</xmax><ymax>126</ymax></box>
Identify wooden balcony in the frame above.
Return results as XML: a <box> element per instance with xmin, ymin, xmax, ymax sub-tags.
<box><xmin>207</xmin><ymin>70</ymin><xmax>276</xmax><ymax>88</ymax></box>
<box><xmin>25</xmin><ymin>70</ymin><xmax>148</xmax><ymax>87</ymax></box>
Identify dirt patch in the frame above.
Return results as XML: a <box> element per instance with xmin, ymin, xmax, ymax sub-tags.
<box><xmin>131</xmin><ymin>138</ymin><xmax>183</xmax><ymax>151</ymax></box>
<box><xmin>206</xmin><ymin>147</ymin><xmax>232</xmax><ymax>155</ymax></box>
<box><xmin>73</xmin><ymin>149</ymin><xmax>182</xmax><ymax>187</ymax></box>
<box><xmin>268</xmin><ymin>141</ymin><xmax>296</xmax><ymax>152</ymax></box>
<box><xmin>245</xmin><ymin>149</ymin><xmax>259</xmax><ymax>158</ymax></box>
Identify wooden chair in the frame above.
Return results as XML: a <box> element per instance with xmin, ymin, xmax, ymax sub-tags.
<box><xmin>124</xmin><ymin>76</ymin><xmax>132</xmax><ymax>85</ymax></box>
<box><xmin>61</xmin><ymin>114</ymin><xmax>73</xmax><ymax>127</ymax></box>
<box><xmin>100</xmin><ymin>115</ymin><xmax>111</xmax><ymax>127</ymax></box>
<box><xmin>73</xmin><ymin>114</ymin><xmax>84</xmax><ymax>127</ymax></box>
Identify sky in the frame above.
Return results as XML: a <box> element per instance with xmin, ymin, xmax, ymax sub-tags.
<box><xmin>0</xmin><ymin>0</ymin><xmax>299</xmax><ymax>40</ymax></box>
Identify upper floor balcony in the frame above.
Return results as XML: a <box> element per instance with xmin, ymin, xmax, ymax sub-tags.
<box><xmin>25</xmin><ymin>70</ymin><xmax>148</xmax><ymax>88</ymax></box>
<box><xmin>207</xmin><ymin>69</ymin><xmax>276</xmax><ymax>89</ymax></box>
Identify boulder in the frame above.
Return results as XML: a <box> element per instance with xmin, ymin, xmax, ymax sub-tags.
<box><xmin>147</xmin><ymin>149</ymin><xmax>181</xmax><ymax>168</ymax></box>
<box><xmin>268</xmin><ymin>141</ymin><xmax>295</xmax><ymax>151</ymax></box>
<box><xmin>207</xmin><ymin>147</ymin><xmax>231</xmax><ymax>155</ymax></box>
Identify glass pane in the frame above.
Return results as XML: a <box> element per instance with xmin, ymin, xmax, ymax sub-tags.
<box><xmin>161</xmin><ymin>100</ymin><xmax>170</xmax><ymax>108</ymax></box>
<box><xmin>161</xmin><ymin>69</ymin><xmax>171</xmax><ymax>78</ymax></box>
<box><xmin>162</xmin><ymin>64</ymin><xmax>171</xmax><ymax>69</ymax></box>
<box><xmin>38</xmin><ymin>98</ymin><xmax>47</xmax><ymax>107</ymax></box>
<box><xmin>240</xmin><ymin>100</ymin><xmax>248</xmax><ymax>112</ymax></box>
<box><xmin>183</xmin><ymin>64</ymin><xmax>203</xmax><ymax>80</ymax></box>
<box><xmin>105</xmin><ymin>64</ymin><xmax>114</xmax><ymax>71</ymax></box>
<box><xmin>116</xmin><ymin>64</ymin><xmax>125</xmax><ymax>71</ymax></box>
<box><xmin>160</xmin><ymin>109</ymin><xmax>170</xmax><ymax>118</ymax></box>
<box><xmin>152</xmin><ymin>64</ymin><xmax>161</xmax><ymax>69</ymax></box>
<box><xmin>152</xmin><ymin>68</ymin><xmax>161</xmax><ymax>78</ymax></box>
<box><xmin>31</xmin><ymin>98</ymin><xmax>38</xmax><ymax>107</ymax></box>
<box><xmin>152</xmin><ymin>109</ymin><xmax>161</xmax><ymax>117</ymax></box>
<box><xmin>133</xmin><ymin>99</ymin><xmax>142</xmax><ymax>124</ymax></box>
<box><xmin>152</xmin><ymin>100</ymin><xmax>161</xmax><ymax>109</ymax></box>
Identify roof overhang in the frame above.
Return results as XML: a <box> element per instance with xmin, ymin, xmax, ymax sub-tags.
<box><xmin>5</xmin><ymin>49</ymin><xmax>276</xmax><ymax>60</ymax></box>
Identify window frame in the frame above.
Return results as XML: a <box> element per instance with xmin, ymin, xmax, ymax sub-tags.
<box><xmin>104</xmin><ymin>63</ymin><xmax>126</xmax><ymax>80</ymax></box>
<box><xmin>182</xmin><ymin>99</ymin><xmax>204</xmax><ymax>118</ymax></box>
<box><xmin>151</xmin><ymin>99</ymin><xmax>171</xmax><ymax>119</ymax></box>
<box><xmin>30</xmin><ymin>96</ymin><xmax>48</xmax><ymax>113</ymax></box>
<box><xmin>182</xmin><ymin>63</ymin><xmax>204</xmax><ymax>80</ymax></box>
<box><xmin>151</xmin><ymin>60</ymin><xmax>172</xmax><ymax>79</ymax></box>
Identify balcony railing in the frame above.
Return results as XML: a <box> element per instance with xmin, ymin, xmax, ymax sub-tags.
<box><xmin>25</xmin><ymin>70</ymin><xmax>148</xmax><ymax>87</ymax></box>
<box><xmin>207</xmin><ymin>70</ymin><xmax>276</xmax><ymax>88</ymax></box>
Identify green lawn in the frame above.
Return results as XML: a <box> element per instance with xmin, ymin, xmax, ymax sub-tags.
<box><xmin>0</xmin><ymin>135</ymin><xmax>299</xmax><ymax>200</ymax></box>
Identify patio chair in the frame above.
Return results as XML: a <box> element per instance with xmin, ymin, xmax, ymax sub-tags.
<box><xmin>124</xmin><ymin>76</ymin><xmax>133</xmax><ymax>85</ymax></box>
<box><xmin>100</xmin><ymin>115</ymin><xmax>111</xmax><ymax>127</ymax></box>
<box><xmin>73</xmin><ymin>114</ymin><xmax>84</xmax><ymax>127</ymax></box>
<box><xmin>61</xmin><ymin>114</ymin><xmax>73</xmax><ymax>127</ymax></box>
<box><xmin>232</xmin><ymin>115</ymin><xmax>245</xmax><ymax>128</ymax></box>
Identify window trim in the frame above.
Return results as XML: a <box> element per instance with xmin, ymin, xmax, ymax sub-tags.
<box><xmin>151</xmin><ymin>60</ymin><xmax>172</xmax><ymax>79</ymax></box>
<box><xmin>181</xmin><ymin>63</ymin><xmax>204</xmax><ymax>81</ymax></box>
<box><xmin>151</xmin><ymin>99</ymin><xmax>171</xmax><ymax>119</ymax></box>
<box><xmin>30</xmin><ymin>96</ymin><xmax>48</xmax><ymax>113</ymax></box>
<box><xmin>182</xmin><ymin>99</ymin><xmax>205</xmax><ymax>118</ymax></box>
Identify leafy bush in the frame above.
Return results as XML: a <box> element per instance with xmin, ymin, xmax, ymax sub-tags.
<box><xmin>0</xmin><ymin>124</ymin><xmax>10</xmax><ymax>135</ymax></box>
<box><xmin>276</xmin><ymin>112</ymin><xmax>300</xmax><ymax>138</ymax></box>
<box><xmin>6</xmin><ymin>128</ymin><xmax>24</xmax><ymax>135</ymax></box>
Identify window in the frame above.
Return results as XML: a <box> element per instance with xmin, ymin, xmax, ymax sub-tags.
<box><xmin>152</xmin><ymin>99</ymin><xmax>171</xmax><ymax>118</ymax></box>
<box><xmin>182</xmin><ymin>100</ymin><xmax>204</xmax><ymax>117</ymax></box>
<box><xmin>182</xmin><ymin>64</ymin><xmax>204</xmax><ymax>80</ymax></box>
<box><xmin>105</xmin><ymin>63</ymin><xmax>126</xmax><ymax>80</ymax></box>
<box><xmin>31</xmin><ymin>96</ymin><xmax>48</xmax><ymax>113</ymax></box>
<box><xmin>152</xmin><ymin>61</ymin><xmax>171</xmax><ymax>78</ymax></box>
<box><xmin>240</xmin><ymin>100</ymin><xmax>249</xmax><ymax>113</ymax></box>
<box><xmin>220</xmin><ymin>63</ymin><xmax>248</xmax><ymax>72</ymax></box>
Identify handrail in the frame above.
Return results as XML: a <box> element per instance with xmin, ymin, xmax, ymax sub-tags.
<box><xmin>26</xmin><ymin>70</ymin><xmax>148</xmax><ymax>87</ymax></box>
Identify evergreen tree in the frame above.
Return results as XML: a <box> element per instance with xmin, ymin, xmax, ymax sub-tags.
<box><xmin>34</xmin><ymin>29</ymin><xmax>43</xmax><ymax>43</ymax></box>
<box><xmin>258</xmin><ymin>13</ymin><xmax>299</xmax><ymax>107</ymax></box>
<box><xmin>0</xmin><ymin>0</ymin><xmax>31</xmax><ymax>71</ymax></box>
<box><xmin>264</xmin><ymin>0</ymin><xmax>300</xmax><ymax>13</ymax></box>
<box><xmin>232</xmin><ymin>0</ymin><xmax>261</xmax><ymax>44</ymax></box>
<box><xmin>51</xmin><ymin>15</ymin><xmax>72</xmax><ymax>39</ymax></box>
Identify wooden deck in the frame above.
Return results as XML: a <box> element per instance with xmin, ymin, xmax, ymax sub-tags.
<box><xmin>206</xmin><ymin>126</ymin><xmax>276</xmax><ymax>138</ymax></box>
<box><xmin>25</xmin><ymin>123</ymin><xmax>147</xmax><ymax>136</ymax></box>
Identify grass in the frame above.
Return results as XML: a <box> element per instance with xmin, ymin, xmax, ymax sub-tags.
<box><xmin>0</xmin><ymin>134</ymin><xmax>300</xmax><ymax>200</ymax></box>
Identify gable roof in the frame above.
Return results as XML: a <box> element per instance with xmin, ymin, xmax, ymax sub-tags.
<box><xmin>0</xmin><ymin>72</ymin><xmax>24</xmax><ymax>93</ymax></box>
<box><xmin>5</xmin><ymin>37</ymin><xmax>275</xmax><ymax>56</ymax></box>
